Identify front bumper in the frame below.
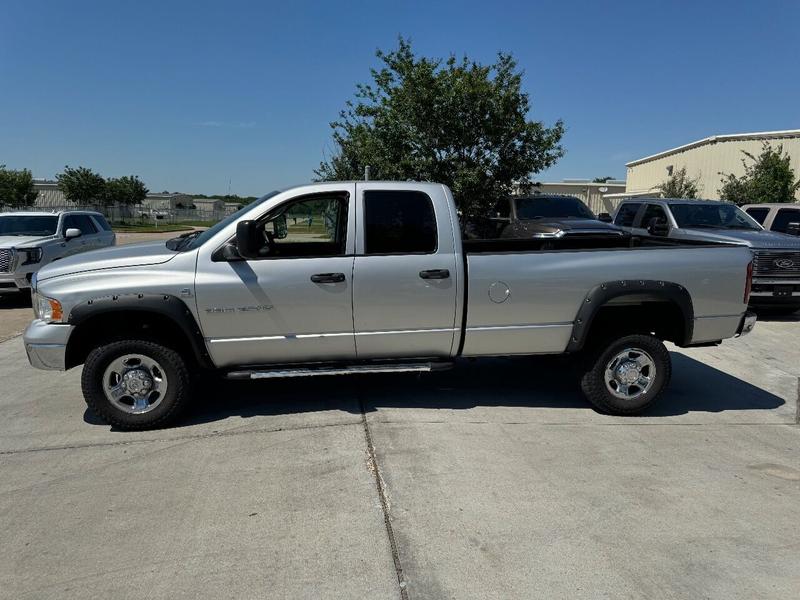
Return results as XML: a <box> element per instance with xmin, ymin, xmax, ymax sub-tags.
<box><xmin>749</xmin><ymin>278</ymin><xmax>800</xmax><ymax>304</ymax></box>
<box><xmin>0</xmin><ymin>273</ymin><xmax>31</xmax><ymax>293</ymax></box>
<box><xmin>23</xmin><ymin>319</ymin><xmax>74</xmax><ymax>371</ymax></box>
<box><xmin>736</xmin><ymin>312</ymin><xmax>757</xmax><ymax>337</ymax></box>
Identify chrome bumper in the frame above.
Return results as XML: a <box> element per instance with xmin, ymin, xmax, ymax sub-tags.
<box><xmin>736</xmin><ymin>312</ymin><xmax>757</xmax><ymax>337</ymax></box>
<box><xmin>23</xmin><ymin>319</ymin><xmax>74</xmax><ymax>371</ymax></box>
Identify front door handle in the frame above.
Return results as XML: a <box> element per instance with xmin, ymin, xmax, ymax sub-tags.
<box><xmin>419</xmin><ymin>269</ymin><xmax>450</xmax><ymax>280</ymax></box>
<box><xmin>310</xmin><ymin>272</ymin><xmax>346</xmax><ymax>283</ymax></box>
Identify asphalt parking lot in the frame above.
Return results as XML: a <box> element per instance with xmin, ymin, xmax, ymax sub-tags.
<box><xmin>1</xmin><ymin>299</ymin><xmax>798</xmax><ymax>598</ymax></box>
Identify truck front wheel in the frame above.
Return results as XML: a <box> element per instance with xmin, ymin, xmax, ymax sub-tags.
<box><xmin>580</xmin><ymin>334</ymin><xmax>671</xmax><ymax>415</ymax></box>
<box><xmin>81</xmin><ymin>339</ymin><xmax>193</xmax><ymax>430</ymax></box>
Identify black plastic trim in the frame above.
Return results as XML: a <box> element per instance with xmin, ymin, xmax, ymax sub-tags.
<box><xmin>68</xmin><ymin>293</ymin><xmax>213</xmax><ymax>368</ymax></box>
<box><xmin>566</xmin><ymin>280</ymin><xmax>694</xmax><ymax>352</ymax></box>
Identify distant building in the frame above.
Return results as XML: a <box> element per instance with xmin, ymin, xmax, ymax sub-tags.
<box><xmin>625</xmin><ymin>129</ymin><xmax>800</xmax><ymax>201</ymax></box>
<box><xmin>32</xmin><ymin>179</ymin><xmax>67</xmax><ymax>208</ymax></box>
<box><xmin>517</xmin><ymin>179</ymin><xmax>627</xmax><ymax>215</ymax></box>
<box><xmin>224</xmin><ymin>202</ymin><xmax>241</xmax><ymax>215</ymax></box>
<box><xmin>193</xmin><ymin>198</ymin><xmax>225</xmax><ymax>213</ymax></box>
<box><xmin>142</xmin><ymin>193</ymin><xmax>193</xmax><ymax>211</ymax></box>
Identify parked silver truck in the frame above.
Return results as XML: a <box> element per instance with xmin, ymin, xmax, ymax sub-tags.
<box><xmin>613</xmin><ymin>198</ymin><xmax>800</xmax><ymax>313</ymax></box>
<box><xmin>0</xmin><ymin>210</ymin><xmax>116</xmax><ymax>294</ymax></box>
<box><xmin>24</xmin><ymin>182</ymin><xmax>756</xmax><ymax>429</ymax></box>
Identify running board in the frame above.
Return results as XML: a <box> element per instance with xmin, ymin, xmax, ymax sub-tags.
<box><xmin>225</xmin><ymin>362</ymin><xmax>452</xmax><ymax>380</ymax></box>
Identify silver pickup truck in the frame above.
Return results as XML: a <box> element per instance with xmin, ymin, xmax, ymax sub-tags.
<box><xmin>24</xmin><ymin>182</ymin><xmax>756</xmax><ymax>429</ymax></box>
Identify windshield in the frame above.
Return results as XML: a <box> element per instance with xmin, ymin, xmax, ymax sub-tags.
<box><xmin>0</xmin><ymin>215</ymin><xmax>59</xmax><ymax>236</ymax></box>
<box><xmin>178</xmin><ymin>191</ymin><xmax>280</xmax><ymax>251</ymax></box>
<box><xmin>515</xmin><ymin>196</ymin><xmax>595</xmax><ymax>220</ymax></box>
<box><xmin>670</xmin><ymin>203</ymin><xmax>762</xmax><ymax>231</ymax></box>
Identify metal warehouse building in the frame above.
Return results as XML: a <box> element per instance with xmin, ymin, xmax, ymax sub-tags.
<box><xmin>625</xmin><ymin>129</ymin><xmax>800</xmax><ymax>201</ymax></box>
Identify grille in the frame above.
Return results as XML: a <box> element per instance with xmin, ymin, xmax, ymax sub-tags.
<box><xmin>0</xmin><ymin>249</ymin><xmax>14</xmax><ymax>274</ymax></box>
<box><xmin>753</xmin><ymin>250</ymin><xmax>800</xmax><ymax>278</ymax></box>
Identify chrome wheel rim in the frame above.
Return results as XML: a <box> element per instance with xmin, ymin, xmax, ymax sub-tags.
<box><xmin>604</xmin><ymin>347</ymin><xmax>656</xmax><ymax>400</ymax></box>
<box><xmin>102</xmin><ymin>354</ymin><xmax>168</xmax><ymax>414</ymax></box>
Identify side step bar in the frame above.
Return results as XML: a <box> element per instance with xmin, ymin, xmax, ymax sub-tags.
<box><xmin>225</xmin><ymin>362</ymin><xmax>453</xmax><ymax>381</ymax></box>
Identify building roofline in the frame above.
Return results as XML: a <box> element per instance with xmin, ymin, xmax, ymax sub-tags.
<box><xmin>626</xmin><ymin>129</ymin><xmax>800</xmax><ymax>167</ymax></box>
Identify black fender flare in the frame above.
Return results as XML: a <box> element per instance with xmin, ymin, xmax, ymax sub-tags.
<box><xmin>566</xmin><ymin>280</ymin><xmax>694</xmax><ymax>352</ymax></box>
<box><xmin>68</xmin><ymin>293</ymin><xmax>213</xmax><ymax>368</ymax></box>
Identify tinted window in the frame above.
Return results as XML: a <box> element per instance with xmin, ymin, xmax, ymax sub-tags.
<box><xmin>670</xmin><ymin>203</ymin><xmax>760</xmax><ymax>230</ymax></box>
<box><xmin>92</xmin><ymin>214</ymin><xmax>112</xmax><ymax>231</ymax></box>
<box><xmin>614</xmin><ymin>203</ymin><xmax>641</xmax><ymax>227</ymax></box>
<box><xmin>514</xmin><ymin>196</ymin><xmax>594</xmax><ymax>220</ymax></box>
<box><xmin>63</xmin><ymin>214</ymin><xmax>98</xmax><ymax>235</ymax></box>
<box><xmin>745</xmin><ymin>207</ymin><xmax>770</xmax><ymax>225</ymax></box>
<box><xmin>641</xmin><ymin>204</ymin><xmax>668</xmax><ymax>227</ymax></box>
<box><xmin>364</xmin><ymin>190</ymin><xmax>437</xmax><ymax>254</ymax></box>
<box><xmin>771</xmin><ymin>208</ymin><xmax>800</xmax><ymax>233</ymax></box>
<box><xmin>0</xmin><ymin>215</ymin><xmax>58</xmax><ymax>236</ymax></box>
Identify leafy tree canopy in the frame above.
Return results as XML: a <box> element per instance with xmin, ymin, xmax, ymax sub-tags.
<box><xmin>592</xmin><ymin>176</ymin><xmax>615</xmax><ymax>183</ymax></box>
<box><xmin>316</xmin><ymin>38</ymin><xmax>565</xmax><ymax>216</ymax></box>
<box><xmin>0</xmin><ymin>165</ymin><xmax>38</xmax><ymax>207</ymax></box>
<box><xmin>56</xmin><ymin>166</ymin><xmax>106</xmax><ymax>204</ymax></box>
<box><xmin>657</xmin><ymin>167</ymin><xmax>700</xmax><ymax>198</ymax></box>
<box><xmin>718</xmin><ymin>143</ymin><xmax>800</xmax><ymax>204</ymax></box>
<box><xmin>104</xmin><ymin>175</ymin><xmax>149</xmax><ymax>206</ymax></box>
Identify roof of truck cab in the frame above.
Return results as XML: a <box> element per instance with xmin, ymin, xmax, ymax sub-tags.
<box><xmin>619</xmin><ymin>198</ymin><xmax>737</xmax><ymax>206</ymax></box>
<box><xmin>0</xmin><ymin>210</ymin><xmax>104</xmax><ymax>217</ymax></box>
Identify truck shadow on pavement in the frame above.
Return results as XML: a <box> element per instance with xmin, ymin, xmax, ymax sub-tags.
<box><xmin>162</xmin><ymin>352</ymin><xmax>785</xmax><ymax>428</ymax></box>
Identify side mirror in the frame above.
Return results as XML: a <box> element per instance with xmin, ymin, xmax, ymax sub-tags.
<box><xmin>598</xmin><ymin>213</ymin><xmax>613</xmax><ymax>223</ymax></box>
<box><xmin>64</xmin><ymin>228</ymin><xmax>82</xmax><ymax>239</ymax></box>
<box><xmin>221</xmin><ymin>243</ymin><xmax>243</xmax><ymax>261</ymax></box>
<box><xmin>786</xmin><ymin>222</ymin><xmax>800</xmax><ymax>236</ymax></box>
<box><xmin>647</xmin><ymin>219</ymin><xmax>671</xmax><ymax>237</ymax></box>
<box><xmin>235</xmin><ymin>220</ymin><xmax>261</xmax><ymax>259</ymax></box>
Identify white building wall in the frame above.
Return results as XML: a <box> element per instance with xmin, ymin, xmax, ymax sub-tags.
<box><xmin>626</xmin><ymin>131</ymin><xmax>800</xmax><ymax>200</ymax></box>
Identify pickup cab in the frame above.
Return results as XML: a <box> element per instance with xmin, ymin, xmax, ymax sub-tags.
<box><xmin>24</xmin><ymin>182</ymin><xmax>756</xmax><ymax>429</ymax></box>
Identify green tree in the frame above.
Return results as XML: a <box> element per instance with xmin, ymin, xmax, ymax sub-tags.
<box><xmin>104</xmin><ymin>175</ymin><xmax>149</xmax><ymax>206</ymax></box>
<box><xmin>316</xmin><ymin>38</ymin><xmax>565</xmax><ymax>217</ymax></box>
<box><xmin>718</xmin><ymin>143</ymin><xmax>800</xmax><ymax>204</ymax></box>
<box><xmin>56</xmin><ymin>166</ymin><xmax>106</xmax><ymax>204</ymax></box>
<box><xmin>592</xmin><ymin>176</ymin><xmax>614</xmax><ymax>183</ymax></box>
<box><xmin>0</xmin><ymin>165</ymin><xmax>38</xmax><ymax>207</ymax></box>
<box><xmin>657</xmin><ymin>167</ymin><xmax>700</xmax><ymax>198</ymax></box>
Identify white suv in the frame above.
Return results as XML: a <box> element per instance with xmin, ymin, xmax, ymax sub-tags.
<box><xmin>0</xmin><ymin>210</ymin><xmax>116</xmax><ymax>294</ymax></box>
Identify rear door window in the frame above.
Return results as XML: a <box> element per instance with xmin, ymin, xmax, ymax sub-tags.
<box><xmin>364</xmin><ymin>190</ymin><xmax>437</xmax><ymax>254</ymax></box>
<box><xmin>745</xmin><ymin>207</ymin><xmax>770</xmax><ymax>225</ymax></box>
<box><xmin>614</xmin><ymin>203</ymin><xmax>641</xmax><ymax>227</ymax></box>
<box><xmin>770</xmin><ymin>208</ymin><xmax>800</xmax><ymax>233</ymax></box>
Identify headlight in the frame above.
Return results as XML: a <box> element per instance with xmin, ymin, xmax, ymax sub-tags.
<box><xmin>19</xmin><ymin>247</ymin><xmax>43</xmax><ymax>265</ymax></box>
<box><xmin>33</xmin><ymin>293</ymin><xmax>64</xmax><ymax>323</ymax></box>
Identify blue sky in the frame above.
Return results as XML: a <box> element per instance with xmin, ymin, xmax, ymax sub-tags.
<box><xmin>1</xmin><ymin>0</ymin><xmax>798</xmax><ymax>196</ymax></box>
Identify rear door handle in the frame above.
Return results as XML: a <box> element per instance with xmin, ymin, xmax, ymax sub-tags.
<box><xmin>419</xmin><ymin>269</ymin><xmax>450</xmax><ymax>280</ymax></box>
<box><xmin>310</xmin><ymin>272</ymin><xmax>346</xmax><ymax>283</ymax></box>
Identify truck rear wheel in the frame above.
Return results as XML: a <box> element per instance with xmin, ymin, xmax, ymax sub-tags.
<box><xmin>81</xmin><ymin>339</ymin><xmax>193</xmax><ymax>430</ymax></box>
<box><xmin>580</xmin><ymin>334</ymin><xmax>671</xmax><ymax>415</ymax></box>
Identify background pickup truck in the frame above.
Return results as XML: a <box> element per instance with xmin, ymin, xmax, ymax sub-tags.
<box><xmin>0</xmin><ymin>210</ymin><xmax>115</xmax><ymax>294</ymax></box>
<box><xmin>25</xmin><ymin>182</ymin><xmax>756</xmax><ymax>430</ymax></box>
<box><xmin>613</xmin><ymin>198</ymin><xmax>800</xmax><ymax>313</ymax></box>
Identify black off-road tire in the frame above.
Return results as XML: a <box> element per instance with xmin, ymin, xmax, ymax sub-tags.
<box><xmin>580</xmin><ymin>334</ymin><xmax>671</xmax><ymax>415</ymax></box>
<box><xmin>81</xmin><ymin>339</ymin><xmax>193</xmax><ymax>430</ymax></box>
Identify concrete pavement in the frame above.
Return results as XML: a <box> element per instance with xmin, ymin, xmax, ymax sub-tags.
<box><xmin>0</xmin><ymin>316</ymin><xmax>798</xmax><ymax>599</ymax></box>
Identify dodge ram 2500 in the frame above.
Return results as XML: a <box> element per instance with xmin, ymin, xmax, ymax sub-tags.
<box><xmin>24</xmin><ymin>182</ymin><xmax>757</xmax><ymax>429</ymax></box>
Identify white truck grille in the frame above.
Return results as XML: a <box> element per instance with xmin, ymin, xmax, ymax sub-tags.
<box><xmin>753</xmin><ymin>250</ymin><xmax>800</xmax><ymax>278</ymax></box>
<box><xmin>0</xmin><ymin>249</ymin><xmax>15</xmax><ymax>274</ymax></box>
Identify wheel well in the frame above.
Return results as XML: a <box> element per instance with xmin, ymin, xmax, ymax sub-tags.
<box><xmin>583</xmin><ymin>300</ymin><xmax>688</xmax><ymax>347</ymax></box>
<box><xmin>66</xmin><ymin>310</ymin><xmax>198</xmax><ymax>370</ymax></box>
